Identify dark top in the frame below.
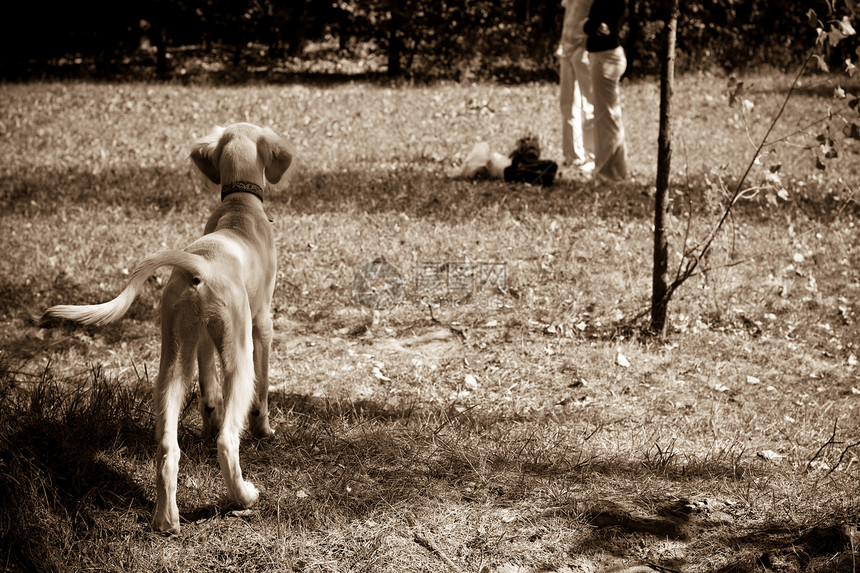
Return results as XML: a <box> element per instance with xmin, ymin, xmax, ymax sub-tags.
<box><xmin>584</xmin><ymin>0</ymin><xmax>625</xmax><ymax>53</ymax></box>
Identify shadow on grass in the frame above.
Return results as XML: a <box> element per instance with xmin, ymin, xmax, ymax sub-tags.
<box><xmin>4</xmin><ymin>162</ymin><xmax>854</xmax><ymax>228</ymax></box>
<box><xmin>0</xmin><ymin>166</ymin><xmax>203</xmax><ymax>217</ymax></box>
<box><xmin>285</xmin><ymin>168</ymin><xmax>658</xmax><ymax>222</ymax></box>
<box><xmin>0</xmin><ymin>365</ymin><xmax>155</xmax><ymax>572</ymax></box>
<box><xmin>0</xmin><ymin>270</ymin><xmax>161</xmax><ymax>325</ymax></box>
<box><xmin>1</xmin><ymin>163</ymin><xmax>653</xmax><ymax>222</ymax></box>
<box><xmin>5</xmin><ymin>354</ymin><xmax>852</xmax><ymax>572</ymax></box>
<box><xmin>269</xmin><ymin>390</ymin><xmax>767</xmax><ymax>484</ymax></box>
<box><xmin>0</xmin><ymin>272</ymin><xmax>162</xmax><ymax>365</ymax></box>
<box><xmin>710</xmin><ymin>522</ymin><xmax>858</xmax><ymax>573</ymax></box>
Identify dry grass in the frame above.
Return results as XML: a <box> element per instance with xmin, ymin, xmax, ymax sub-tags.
<box><xmin>1</xmin><ymin>73</ymin><xmax>859</xmax><ymax>572</ymax></box>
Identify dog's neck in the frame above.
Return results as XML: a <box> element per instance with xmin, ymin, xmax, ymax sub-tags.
<box><xmin>221</xmin><ymin>181</ymin><xmax>264</xmax><ymax>203</ymax></box>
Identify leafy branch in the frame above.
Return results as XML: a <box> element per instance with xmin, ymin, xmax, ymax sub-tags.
<box><xmin>656</xmin><ymin>53</ymin><xmax>813</xmax><ymax>312</ymax></box>
<box><xmin>647</xmin><ymin>4</ymin><xmax>860</xmax><ymax>333</ymax></box>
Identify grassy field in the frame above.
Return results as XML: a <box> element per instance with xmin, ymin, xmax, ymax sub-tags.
<box><xmin>1</xmin><ymin>72</ymin><xmax>859</xmax><ymax>572</ymax></box>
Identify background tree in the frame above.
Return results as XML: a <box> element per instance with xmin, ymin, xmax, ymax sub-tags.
<box><xmin>647</xmin><ymin>1</ymin><xmax>858</xmax><ymax>336</ymax></box>
<box><xmin>1</xmin><ymin>0</ymin><xmax>855</xmax><ymax>80</ymax></box>
<box><xmin>651</xmin><ymin>0</ymin><xmax>681</xmax><ymax>337</ymax></box>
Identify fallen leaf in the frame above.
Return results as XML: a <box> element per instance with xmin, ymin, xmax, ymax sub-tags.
<box><xmin>464</xmin><ymin>374</ymin><xmax>478</xmax><ymax>390</ymax></box>
<box><xmin>615</xmin><ymin>349</ymin><xmax>631</xmax><ymax>368</ymax></box>
<box><xmin>757</xmin><ymin>450</ymin><xmax>784</xmax><ymax>462</ymax></box>
<box><xmin>372</xmin><ymin>366</ymin><xmax>391</xmax><ymax>382</ymax></box>
<box><xmin>839</xmin><ymin>15</ymin><xmax>856</xmax><ymax>37</ymax></box>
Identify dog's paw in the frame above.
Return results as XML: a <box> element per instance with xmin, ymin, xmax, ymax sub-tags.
<box><xmin>230</xmin><ymin>481</ymin><xmax>260</xmax><ymax>508</ymax></box>
<box><xmin>152</xmin><ymin>507</ymin><xmax>181</xmax><ymax>535</ymax></box>
<box><xmin>249</xmin><ymin>412</ymin><xmax>275</xmax><ymax>439</ymax></box>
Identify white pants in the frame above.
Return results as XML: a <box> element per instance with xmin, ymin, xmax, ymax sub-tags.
<box><xmin>559</xmin><ymin>46</ymin><xmax>594</xmax><ymax>165</ymax></box>
<box><xmin>590</xmin><ymin>46</ymin><xmax>628</xmax><ymax>180</ymax></box>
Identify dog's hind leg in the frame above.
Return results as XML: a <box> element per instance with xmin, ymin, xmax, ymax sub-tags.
<box><xmin>249</xmin><ymin>315</ymin><xmax>275</xmax><ymax>438</ymax></box>
<box><xmin>152</xmin><ymin>283</ymin><xmax>199</xmax><ymax>534</ymax></box>
<box><xmin>197</xmin><ymin>329</ymin><xmax>223</xmax><ymax>438</ymax></box>
<box><xmin>208</xmin><ymin>291</ymin><xmax>259</xmax><ymax>509</ymax></box>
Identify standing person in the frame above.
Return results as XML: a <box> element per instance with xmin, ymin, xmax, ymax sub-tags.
<box><xmin>586</xmin><ymin>0</ymin><xmax>628</xmax><ymax>181</ymax></box>
<box><xmin>558</xmin><ymin>0</ymin><xmax>595</xmax><ymax>173</ymax></box>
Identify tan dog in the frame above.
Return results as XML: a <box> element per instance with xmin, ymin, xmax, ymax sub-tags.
<box><xmin>41</xmin><ymin>122</ymin><xmax>292</xmax><ymax>534</ymax></box>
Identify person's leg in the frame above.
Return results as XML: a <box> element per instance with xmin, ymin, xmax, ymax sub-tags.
<box><xmin>591</xmin><ymin>47</ymin><xmax>628</xmax><ymax>180</ymax></box>
<box><xmin>590</xmin><ymin>51</ymin><xmax>609</xmax><ymax>175</ymax></box>
<box><xmin>572</xmin><ymin>47</ymin><xmax>595</xmax><ymax>163</ymax></box>
<box><xmin>560</xmin><ymin>53</ymin><xmax>585</xmax><ymax>165</ymax></box>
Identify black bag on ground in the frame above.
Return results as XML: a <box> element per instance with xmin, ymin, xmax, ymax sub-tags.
<box><xmin>504</xmin><ymin>135</ymin><xmax>558</xmax><ymax>186</ymax></box>
<box><xmin>504</xmin><ymin>158</ymin><xmax>558</xmax><ymax>186</ymax></box>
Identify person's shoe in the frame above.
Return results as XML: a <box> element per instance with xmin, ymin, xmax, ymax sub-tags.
<box><xmin>579</xmin><ymin>160</ymin><xmax>595</xmax><ymax>174</ymax></box>
<box><xmin>565</xmin><ymin>157</ymin><xmax>594</xmax><ymax>170</ymax></box>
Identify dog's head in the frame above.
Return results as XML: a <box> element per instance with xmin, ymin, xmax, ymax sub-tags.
<box><xmin>190</xmin><ymin>123</ymin><xmax>294</xmax><ymax>187</ymax></box>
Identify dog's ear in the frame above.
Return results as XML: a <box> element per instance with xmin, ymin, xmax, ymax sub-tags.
<box><xmin>190</xmin><ymin>126</ymin><xmax>226</xmax><ymax>184</ymax></box>
<box><xmin>257</xmin><ymin>128</ymin><xmax>293</xmax><ymax>184</ymax></box>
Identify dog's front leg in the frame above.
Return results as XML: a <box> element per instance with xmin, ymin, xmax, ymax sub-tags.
<box><xmin>197</xmin><ymin>329</ymin><xmax>223</xmax><ymax>438</ymax></box>
<box><xmin>249</xmin><ymin>316</ymin><xmax>275</xmax><ymax>438</ymax></box>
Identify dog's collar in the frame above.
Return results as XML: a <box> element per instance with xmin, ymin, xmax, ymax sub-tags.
<box><xmin>221</xmin><ymin>181</ymin><xmax>264</xmax><ymax>203</ymax></box>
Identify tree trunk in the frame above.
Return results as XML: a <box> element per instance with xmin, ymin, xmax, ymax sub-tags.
<box><xmin>284</xmin><ymin>0</ymin><xmax>308</xmax><ymax>57</ymax></box>
<box><xmin>234</xmin><ymin>34</ymin><xmax>243</xmax><ymax>67</ymax></box>
<box><xmin>154</xmin><ymin>25</ymin><xmax>169</xmax><ymax>79</ymax></box>
<box><xmin>650</xmin><ymin>0</ymin><xmax>680</xmax><ymax>336</ymax></box>
<box><xmin>387</xmin><ymin>0</ymin><xmax>403</xmax><ymax>77</ymax></box>
<box><xmin>623</xmin><ymin>1</ymin><xmax>640</xmax><ymax>77</ymax></box>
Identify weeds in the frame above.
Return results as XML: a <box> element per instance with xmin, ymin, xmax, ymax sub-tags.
<box><xmin>642</xmin><ymin>439</ymin><xmax>679</xmax><ymax>475</ymax></box>
<box><xmin>0</xmin><ymin>358</ymin><xmax>153</xmax><ymax>572</ymax></box>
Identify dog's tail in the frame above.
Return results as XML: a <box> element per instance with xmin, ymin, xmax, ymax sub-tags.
<box><xmin>42</xmin><ymin>250</ymin><xmax>210</xmax><ymax>327</ymax></box>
